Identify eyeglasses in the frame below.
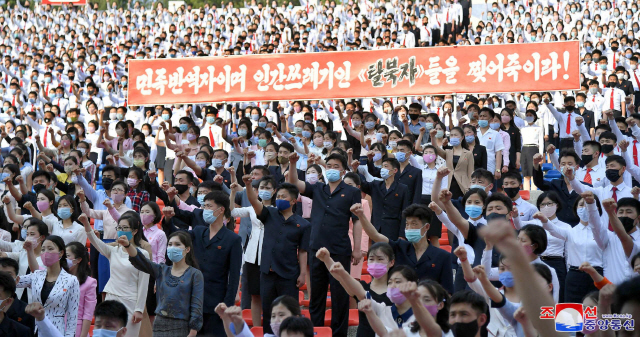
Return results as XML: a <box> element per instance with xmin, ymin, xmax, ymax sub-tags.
<box><xmin>540</xmin><ymin>202</ymin><xmax>556</xmax><ymax>208</ymax></box>
<box><xmin>111</xmin><ymin>188</ymin><xmax>126</xmax><ymax>193</ymax></box>
<box><xmin>115</xmin><ymin>226</ymin><xmax>131</xmax><ymax>231</ymax></box>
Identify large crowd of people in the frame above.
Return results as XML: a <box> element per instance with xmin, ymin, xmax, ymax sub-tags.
<box><xmin>0</xmin><ymin>0</ymin><xmax>639</xmax><ymax>336</ymax></box>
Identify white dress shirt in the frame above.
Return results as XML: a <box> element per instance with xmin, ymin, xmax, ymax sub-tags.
<box><xmin>590</xmin><ymin>210</ymin><xmax>640</xmax><ymax>284</ymax></box>
<box><xmin>478</xmin><ymin>128</ymin><xmax>505</xmax><ymax>173</ymax></box>
<box><xmin>601</xmin><ymin>87</ymin><xmax>626</xmax><ymax>111</ymax></box>
<box><xmin>514</xmin><ymin>197</ymin><xmax>538</xmax><ymax>221</ymax></box>
<box><xmin>570</xmin><ymin>178</ymin><xmax>633</xmax><ymax>228</ymax></box>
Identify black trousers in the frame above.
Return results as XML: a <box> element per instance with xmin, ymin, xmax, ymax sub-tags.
<box><xmin>432</xmin><ymin>28</ymin><xmax>441</xmax><ymax>45</ymax></box>
<box><xmin>200</xmin><ymin>312</ymin><xmax>225</xmax><ymax>336</ymax></box>
<box><xmin>541</xmin><ymin>257</ymin><xmax>567</xmax><ymax>303</ymax></box>
<box><xmin>559</xmin><ymin>138</ymin><xmax>574</xmax><ymax>152</ymax></box>
<box><xmin>564</xmin><ymin>266</ymin><xmax>603</xmax><ymax>304</ymax></box>
<box><xmin>309</xmin><ymin>250</ymin><xmax>351</xmax><ymax>337</ymax></box>
<box><xmin>261</xmin><ymin>271</ymin><xmax>299</xmax><ymax>334</ymax></box>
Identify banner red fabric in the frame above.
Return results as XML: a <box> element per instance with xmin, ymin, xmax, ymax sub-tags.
<box><xmin>127</xmin><ymin>41</ymin><xmax>580</xmax><ymax>105</ymax></box>
<box><xmin>42</xmin><ymin>0</ymin><xmax>87</xmax><ymax>5</ymax></box>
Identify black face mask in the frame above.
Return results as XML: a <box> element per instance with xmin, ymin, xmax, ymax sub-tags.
<box><xmin>503</xmin><ymin>187</ymin><xmax>520</xmax><ymax>199</ymax></box>
<box><xmin>608</xmin><ymin>82</ymin><xmax>617</xmax><ymax>88</ymax></box>
<box><xmin>409</xmin><ymin>113</ymin><xmax>420</xmax><ymax>120</ymax></box>
<box><xmin>451</xmin><ymin>320</ymin><xmax>480</xmax><ymax>337</ymax></box>
<box><xmin>619</xmin><ymin>216</ymin><xmax>636</xmax><ymax>233</ymax></box>
<box><xmin>605</xmin><ymin>168</ymin><xmax>621</xmax><ymax>182</ymax></box>
<box><xmin>611</xmin><ymin>46</ymin><xmax>619</xmax><ymax>52</ymax></box>
<box><xmin>174</xmin><ymin>184</ymin><xmax>189</xmax><ymax>195</ymax></box>
<box><xmin>44</xmin><ymin>118</ymin><xmax>51</xmax><ymax>124</ymax></box>
<box><xmin>102</xmin><ymin>177</ymin><xmax>114</xmax><ymax>190</ymax></box>
<box><xmin>33</xmin><ymin>183</ymin><xmax>46</xmax><ymax>194</ymax></box>
<box><xmin>580</xmin><ymin>154</ymin><xmax>594</xmax><ymax>167</ymax></box>
<box><xmin>601</xmin><ymin>144</ymin><xmax>614</xmax><ymax>154</ymax></box>
<box><xmin>565</xmin><ymin>105</ymin><xmax>575</xmax><ymax>112</ymax></box>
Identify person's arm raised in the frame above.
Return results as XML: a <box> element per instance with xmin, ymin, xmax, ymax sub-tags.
<box><xmin>357</xmin><ymin>299</ymin><xmax>388</xmax><ymax>337</ymax></box>
<box><xmin>480</xmin><ymin>216</ymin><xmax>563</xmax><ymax>337</ymax></box>
<box><xmin>400</xmin><ymin>281</ymin><xmax>443</xmax><ymax>337</ymax></box>
<box><xmin>351</xmin><ymin>203</ymin><xmax>388</xmax><ymax>243</ymax></box>
<box><xmin>438</xmin><ymin>189</ymin><xmax>470</xmax><ymax>238</ymax></box>
<box><xmin>242</xmin><ymin>175</ymin><xmax>264</xmax><ymax>217</ymax></box>
<box><xmin>286</xmin><ymin>152</ymin><xmax>306</xmax><ymax>194</ymax></box>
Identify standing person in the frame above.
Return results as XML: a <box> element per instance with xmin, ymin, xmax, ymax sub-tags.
<box><xmin>66</xmin><ymin>242</ymin><xmax>97</xmax><ymax>337</ymax></box>
<box><xmin>520</xmin><ymin>110</ymin><xmax>545</xmax><ymax>190</ymax></box>
<box><xmin>162</xmin><ymin>191</ymin><xmax>243</xmax><ymax>336</ymax></box>
<box><xmin>463</xmin><ymin>125</ymin><xmax>488</xmax><ymax>171</ymax></box>
<box><xmin>286</xmin><ymin>152</ymin><xmax>362</xmax><ymax>337</ymax></box>
<box><xmin>80</xmin><ymin>213</ymin><xmax>150</xmax><ymax>337</ymax></box>
<box><xmin>19</xmin><ymin>235</ymin><xmax>80</xmax><ymax>337</ymax></box>
<box><xmin>243</xmin><ymin>176</ymin><xmax>310</xmax><ymax>335</ymax></box>
<box><xmin>477</xmin><ymin>108</ymin><xmax>504</xmax><ymax>182</ymax></box>
<box><xmin>122</xmin><ymin>231</ymin><xmax>204</xmax><ymax>337</ymax></box>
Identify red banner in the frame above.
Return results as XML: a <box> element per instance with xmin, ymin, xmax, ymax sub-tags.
<box><xmin>127</xmin><ymin>41</ymin><xmax>580</xmax><ymax>105</ymax></box>
<box><xmin>42</xmin><ymin>0</ymin><xmax>87</xmax><ymax>5</ymax></box>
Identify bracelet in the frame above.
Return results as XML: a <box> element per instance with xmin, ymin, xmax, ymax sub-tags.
<box><xmin>460</xmin><ymin>258</ymin><xmax>467</xmax><ymax>262</ymax></box>
<box><xmin>123</xmin><ymin>243</ymin><xmax>131</xmax><ymax>248</ymax></box>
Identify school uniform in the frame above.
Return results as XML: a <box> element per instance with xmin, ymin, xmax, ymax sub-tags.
<box><xmin>387</xmin><ymin>239</ymin><xmax>454</xmax><ymax>294</ymax></box>
<box><xmin>5</xmin><ymin>296</ymin><xmax>35</xmax><ymax>333</ymax></box>
<box><xmin>368</xmin><ymin>162</ymin><xmax>423</xmax><ymax>204</ymax></box>
<box><xmin>197</xmin><ymin>168</ymin><xmax>232</xmax><ymax>188</ymax></box>
<box><xmin>258</xmin><ymin>206</ymin><xmax>311</xmax><ymax>334</ymax></box>
<box><xmin>359</xmin><ymin>178</ymin><xmax>411</xmax><ymax>240</ymax></box>
<box><xmin>0</xmin><ymin>315</ymin><xmax>32</xmax><ymax>337</ymax></box>
<box><xmin>302</xmin><ymin>180</ymin><xmax>361</xmax><ymax>337</ymax></box>
<box><xmin>546</xmin><ymin>104</ymin><xmax>579</xmax><ymax>151</ymax></box>
<box><xmin>532</xmin><ymin>166</ymin><xmax>581</xmax><ymax>226</ymax></box>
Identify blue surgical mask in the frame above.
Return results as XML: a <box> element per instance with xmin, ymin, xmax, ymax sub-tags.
<box><xmin>465</xmin><ymin>205</ymin><xmax>483</xmax><ymax>218</ymax></box>
<box><xmin>207</xmin><ymin>116</ymin><xmax>216</xmax><ymax>124</ymax></box>
<box><xmin>490</xmin><ymin>122</ymin><xmax>501</xmax><ymax>130</ymax></box>
<box><xmin>203</xmin><ymin>209</ymin><xmax>217</xmax><ymax>223</ymax></box>
<box><xmin>117</xmin><ymin>231</ymin><xmax>133</xmax><ymax>241</ymax></box>
<box><xmin>0</xmin><ymin>173</ymin><xmax>9</xmax><ymax>181</ymax></box>
<box><xmin>365</xmin><ymin>121</ymin><xmax>376</xmax><ymax>129</ymax></box>
<box><xmin>179</xmin><ymin>124</ymin><xmax>189</xmax><ymax>132</ymax></box>
<box><xmin>275</xmin><ymin>199</ymin><xmax>291</xmax><ymax>211</ymax></box>
<box><xmin>21</xmin><ymin>229</ymin><xmax>27</xmax><ymax>239</ymax></box>
<box><xmin>258</xmin><ymin>121</ymin><xmax>267</xmax><ymax>128</ymax></box>
<box><xmin>465</xmin><ymin>135</ymin><xmax>475</xmax><ymax>143</ymax></box>
<box><xmin>395</xmin><ymin>152</ymin><xmax>406</xmax><ymax>162</ymax></box>
<box><xmin>197</xmin><ymin>194</ymin><xmax>205</xmax><ymax>204</ymax></box>
<box><xmin>258</xmin><ymin>190</ymin><xmax>272</xmax><ymax>200</ymax></box>
<box><xmin>326</xmin><ymin>169</ymin><xmax>341</xmax><ymax>182</ymax></box>
<box><xmin>525</xmin><ymin>116</ymin><xmax>535</xmax><ymax>123</ymax></box>
<box><xmin>302</xmin><ymin>131</ymin><xmax>312</xmax><ymax>138</ymax></box>
<box><xmin>478</xmin><ymin>120</ymin><xmax>489</xmax><ymax>128</ymax></box>
<box><xmin>425</xmin><ymin>122</ymin><xmax>434</xmax><ymax>130</ymax></box>
<box><xmin>380</xmin><ymin>168</ymin><xmax>391</xmax><ymax>179</ymax></box>
<box><xmin>57</xmin><ymin>207</ymin><xmax>73</xmax><ymax>220</ymax></box>
<box><xmin>405</xmin><ymin>228</ymin><xmax>424</xmax><ymax>243</ymax></box>
<box><xmin>449</xmin><ymin>137</ymin><xmax>461</xmax><ymax>147</ymax></box>
<box><xmin>470</xmin><ymin>184</ymin><xmax>485</xmax><ymax>191</ymax></box>
<box><xmin>212</xmin><ymin>159</ymin><xmax>223</xmax><ymax>168</ymax></box>
<box><xmin>92</xmin><ymin>329</ymin><xmax>122</xmax><ymax>337</ymax></box>
<box><xmin>162</xmin><ymin>114</ymin><xmax>170</xmax><ymax>121</ymax></box>
<box><xmin>499</xmin><ymin>271</ymin><xmax>515</xmax><ymax>288</ymax></box>
<box><xmin>238</xmin><ymin>129</ymin><xmax>248</xmax><ymax>137</ymax></box>
<box><xmin>166</xmin><ymin>247</ymin><xmax>184</xmax><ymax>262</ymax></box>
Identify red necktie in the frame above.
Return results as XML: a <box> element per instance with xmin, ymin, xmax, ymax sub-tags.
<box><xmin>44</xmin><ymin>126</ymin><xmax>49</xmax><ymax>147</ymax></box>
<box><xmin>566</xmin><ymin>113</ymin><xmax>571</xmax><ymax>135</ymax></box>
<box><xmin>613</xmin><ymin>53</ymin><xmax>616</xmax><ymax>66</ymax></box>
<box><xmin>584</xmin><ymin>168</ymin><xmax>592</xmax><ymax>185</ymax></box>
<box><xmin>634</xmin><ymin>140</ymin><xmax>639</xmax><ymax>166</ymax></box>
<box><xmin>610</xmin><ymin>90</ymin><xmax>615</xmax><ymax>110</ymax></box>
<box><xmin>446</xmin><ymin>9</ymin><xmax>449</xmax><ymax>21</ymax></box>
<box><xmin>214</xmin><ymin>125</ymin><xmax>216</xmax><ymax>149</ymax></box>
<box><xmin>12</xmin><ymin>96</ymin><xmax>15</xmax><ymax>106</ymax></box>
<box><xmin>609</xmin><ymin>186</ymin><xmax>618</xmax><ymax>231</ymax></box>
<box><xmin>437</xmin><ymin>107</ymin><xmax>440</xmax><ymax>116</ymax></box>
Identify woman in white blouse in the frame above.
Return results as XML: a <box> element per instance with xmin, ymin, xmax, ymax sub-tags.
<box><xmin>6</xmin><ymin>189</ymin><xmax>59</xmax><ymax>234</ymax></box>
<box><xmin>20</xmin><ymin>234</ymin><xmax>80</xmax><ymax>337</ymax></box>
<box><xmin>229</xmin><ymin>177</ymin><xmax>275</xmax><ymax>329</ymax></box>
<box><xmin>81</xmin><ymin>212</ymin><xmax>150</xmax><ymax>337</ymax></box>
<box><xmin>51</xmin><ymin>195</ymin><xmax>87</xmax><ymax>246</ymax></box>
<box><xmin>541</xmin><ymin>192</ymin><xmax>605</xmax><ymax>304</ymax></box>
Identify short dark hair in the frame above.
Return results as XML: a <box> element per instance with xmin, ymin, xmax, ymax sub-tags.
<box><xmin>389</xmin><ymin>265</ymin><xmax>419</xmax><ymax>282</ymax></box>
<box><xmin>583</xmin><ymin>141</ymin><xmax>601</xmax><ymax>154</ymax></box>
<box><xmin>520</xmin><ymin>224</ymin><xmax>548</xmax><ymax>255</ymax></box>
<box><xmin>613</xmin><ymin>275</ymin><xmax>640</xmax><ymax>314</ymax></box>
<box><xmin>271</xmin><ymin>295</ymin><xmax>302</xmax><ymax>316</ymax></box>
<box><xmin>605</xmin><ymin>155</ymin><xmax>626</xmax><ymax>167</ymax></box>
<box><xmin>325</xmin><ymin>153</ymin><xmax>348</xmax><ymax>171</ymax></box>
<box><xmin>450</xmin><ymin>290</ymin><xmax>488</xmax><ymax>317</ymax></box>
<box><xmin>276</xmin><ymin>182</ymin><xmax>299</xmax><ymax>200</ymax></box>
<box><xmin>559</xmin><ymin>150</ymin><xmax>580</xmax><ymax>165</ymax></box>
<box><xmin>94</xmin><ymin>300</ymin><xmax>129</xmax><ymax>328</ymax></box>
<box><xmin>471</xmin><ymin>169</ymin><xmax>493</xmax><ymax>182</ymax></box>
<box><xmin>343</xmin><ymin>172</ymin><xmax>361</xmax><ymax>186</ymax></box>
<box><xmin>0</xmin><ymin>271</ymin><xmax>16</xmax><ymax>297</ymax></box>
<box><xmin>175</xmin><ymin>170</ymin><xmax>195</xmax><ymax>184</ymax></box>
<box><xmin>381</xmin><ymin>157</ymin><xmax>400</xmax><ymax>171</ymax></box>
<box><xmin>537</xmin><ymin>191</ymin><xmax>563</xmax><ymax>213</ymax></box>
<box><xmin>32</xmin><ymin>170</ymin><xmax>52</xmax><ymax>183</ymax></box>
<box><xmin>573</xmin><ymin>194</ymin><xmax>603</xmax><ymax>217</ymax></box>
<box><xmin>203</xmin><ymin>191</ymin><xmax>231</xmax><ymax>218</ymax></box>
<box><xmin>0</xmin><ymin>258</ymin><xmax>19</xmax><ymax>275</ymax></box>
<box><xmin>279</xmin><ymin>316</ymin><xmax>314</xmax><ymax>337</ymax></box>
<box><xmin>140</xmin><ymin>201</ymin><xmax>162</xmax><ymax>225</ymax></box>
<box><xmin>599</xmin><ymin>131</ymin><xmax>617</xmax><ymax>143</ymax></box>
<box><xmin>402</xmin><ymin>204</ymin><xmax>433</xmax><ymax>224</ymax></box>
<box><xmin>502</xmin><ymin>171</ymin><xmax>522</xmax><ymax>184</ymax></box>
<box><xmin>616</xmin><ymin>197</ymin><xmax>640</xmax><ymax>216</ymax></box>
<box><xmin>532</xmin><ymin>263</ymin><xmax>553</xmax><ymax>286</ymax></box>
<box><xmin>485</xmin><ymin>193</ymin><xmax>513</xmax><ymax>213</ymax></box>
<box><xmin>396</xmin><ymin>139</ymin><xmax>413</xmax><ymax>151</ymax></box>
<box><xmin>26</xmin><ymin>218</ymin><xmax>50</xmax><ymax>238</ymax></box>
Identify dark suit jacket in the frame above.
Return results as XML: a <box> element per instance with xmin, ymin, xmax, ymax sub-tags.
<box><xmin>368</xmin><ymin>162</ymin><xmax>422</xmax><ymax>203</ymax></box>
<box><xmin>533</xmin><ymin>166</ymin><xmax>580</xmax><ymax>226</ymax></box>
<box><xmin>359</xmin><ymin>178</ymin><xmax>410</xmax><ymax>240</ymax></box>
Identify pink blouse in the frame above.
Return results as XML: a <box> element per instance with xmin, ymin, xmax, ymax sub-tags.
<box><xmin>143</xmin><ymin>225</ymin><xmax>167</xmax><ymax>264</ymax></box>
<box><xmin>76</xmin><ymin>277</ymin><xmax>97</xmax><ymax>337</ymax></box>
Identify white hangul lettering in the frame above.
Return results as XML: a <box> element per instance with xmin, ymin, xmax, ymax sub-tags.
<box><xmin>150</xmin><ymin>69</ymin><xmax>169</xmax><ymax>95</ymax></box>
<box><xmin>268</xmin><ymin>63</ymin><xmax>287</xmax><ymax>90</ymax></box>
<box><xmin>523</xmin><ymin>52</ymin><xmax>541</xmax><ymax>81</ymax></box>
<box><xmin>335</xmin><ymin>61</ymin><xmax>351</xmax><ymax>88</ymax></box>
<box><xmin>303</xmin><ymin>62</ymin><xmax>321</xmax><ymax>89</ymax></box>
<box><xmin>442</xmin><ymin>56</ymin><xmax>460</xmax><ymax>84</ymax></box>
<box><xmin>168</xmin><ymin>67</ymin><xmax>185</xmax><ymax>94</ymax></box>
<box><xmin>318</xmin><ymin>62</ymin><xmax>335</xmax><ymax>89</ymax></box>
<box><xmin>424</xmin><ymin>56</ymin><xmax>443</xmax><ymax>85</ymax></box>
<box><xmin>136</xmin><ymin>68</ymin><xmax>154</xmax><ymax>95</ymax></box>
<box><xmin>284</xmin><ymin>64</ymin><xmax>303</xmax><ymax>90</ymax></box>
<box><xmin>468</xmin><ymin>55</ymin><xmax>487</xmax><ymax>83</ymax></box>
<box><xmin>540</xmin><ymin>52</ymin><xmax>561</xmax><ymax>80</ymax></box>
<box><xmin>230</xmin><ymin>65</ymin><xmax>247</xmax><ymax>92</ymax></box>
<box><xmin>185</xmin><ymin>66</ymin><xmax>201</xmax><ymax>94</ymax></box>
<box><xmin>206</xmin><ymin>66</ymin><xmax>216</xmax><ymax>93</ymax></box>
<box><xmin>254</xmin><ymin>64</ymin><xmax>271</xmax><ymax>91</ymax></box>
<box><xmin>486</xmin><ymin>54</ymin><xmax>505</xmax><ymax>82</ymax></box>
<box><xmin>504</xmin><ymin>54</ymin><xmax>523</xmax><ymax>82</ymax></box>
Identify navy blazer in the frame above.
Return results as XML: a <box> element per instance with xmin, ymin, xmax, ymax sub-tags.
<box><xmin>359</xmin><ymin>178</ymin><xmax>410</xmax><ymax>240</ymax></box>
<box><xmin>532</xmin><ymin>166</ymin><xmax>580</xmax><ymax>226</ymax></box>
<box><xmin>368</xmin><ymin>161</ymin><xmax>423</xmax><ymax>204</ymax></box>
<box><xmin>388</xmin><ymin>240</ymin><xmax>454</xmax><ymax>294</ymax></box>
<box><xmin>302</xmin><ymin>180</ymin><xmax>361</xmax><ymax>256</ymax></box>
<box><xmin>188</xmin><ymin>225</ymin><xmax>243</xmax><ymax>312</ymax></box>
